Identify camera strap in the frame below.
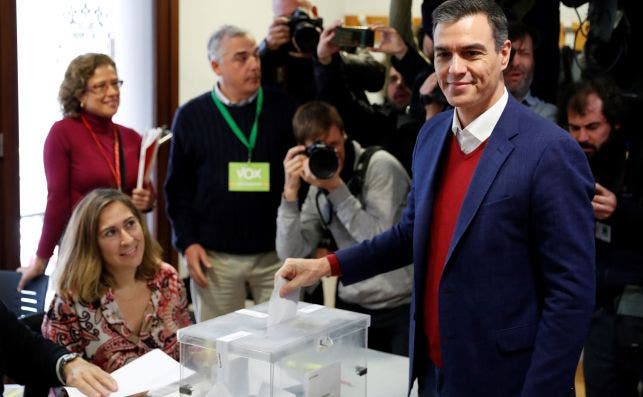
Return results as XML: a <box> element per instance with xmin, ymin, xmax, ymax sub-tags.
<box><xmin>347</xmin><ymin>146</ymin><xmax>382</xmax><ymax>197</ymax></box>
<box><xmin>211</xmin><ymin>87</ymin><xmax>264</xmax><ymax>161</ymax></box>
<box><xmin>314</xmin><ymin>145</ymin><xmax>380</xmax><ymax>250</ymax></box>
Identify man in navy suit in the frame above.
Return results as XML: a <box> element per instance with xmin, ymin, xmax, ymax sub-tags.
<box><xmin>276</xmin><ymin>0</ymin><xmax>595</xmax><ymax>396</ymax></box>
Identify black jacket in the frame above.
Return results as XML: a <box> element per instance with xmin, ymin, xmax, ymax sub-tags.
<box><xmin>0</xmin><ymin>301</ymin><xmax>66</xmax><ymax>394</ymax></box>
<box><xmin>591</xmin><ymin>131</ymin><xmax>643</xmax><ymax>307</ymax></box>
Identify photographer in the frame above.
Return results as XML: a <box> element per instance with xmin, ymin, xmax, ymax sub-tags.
<box><xmin>561</xmin><ymin>77</ymin><xmax>643</xmax><ymax>396</ymax></box>
<box><xmin>259</xmin><ymin>0</ymin><xmax>384</xmax><ymax>104</ymax></box>
<box><xmin>276</xmin><ymin>101</ymin><xmax>412</xmax><ymax>356</ymax></box>
<box><xmin>314</xmin><ymin>22</ymin><xmax>440</xmax><ymax>174</ymax></box>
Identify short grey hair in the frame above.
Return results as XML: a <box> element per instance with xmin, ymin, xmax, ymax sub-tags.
<box><xmin>207</xmin><ymin>24</ymin><xmax>251</xmax><ymax>62</ymax></box>
<box><xmin>432</xmin><ymin>0</ymin><xmax>508</xmax><ymax>51</ymax></box>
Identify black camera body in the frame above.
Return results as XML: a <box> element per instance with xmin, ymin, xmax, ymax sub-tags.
<box><xmin>332</xmin><ymin>26</ymin><xmax>375</xmax><ymax>48</ymax></box>
<box><xmin>288</xmin><ymin>9</ymin><xmax>323</xmax><ymax>54</ymax></box>
<box><xmin>305</xmin><ymin>142</ymin><xmax>338</xmax><ymax>180</ymax></box>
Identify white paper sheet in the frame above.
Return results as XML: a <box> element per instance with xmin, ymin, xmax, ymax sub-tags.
<box><xmin>267</xmin><ymin>277</ymin><xmax>299</xmax><ymax>327</ymax></box>
<box><xmin>136</xmin><ymin>127</ymin><xmax>162</xmax><ymax>189</ymax></box>
<box><xmin>303</xmin><ymin>362</ymin><xmax>341</xmax><ymax>397</ymax></box>
<box><xmin>65</xmin><ymin>349</ymin><xmax>192</xmax><ymax>397</ymax></box>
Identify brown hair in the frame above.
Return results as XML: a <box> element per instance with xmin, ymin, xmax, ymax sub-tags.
<box><xmin>54</xmin><ymin>188</ymin><xmax>161</xmax><ymax>303</ymax></box>
<box><xmin>560</xmin><ymin>77</ymin><xmax>624</xmax><ymax>130</ymax></box>
<box><xmin>292</xmin><ymin>101</ymin><xmax>344</xmax><ymax>144</ymax></box>
<box><xmin>59</xmin><ymin>53</ymin><xmax>117</xmax><ymax>118</ymax></box>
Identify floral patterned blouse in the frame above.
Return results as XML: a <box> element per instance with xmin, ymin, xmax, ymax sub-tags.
<box><xmin>42</xmin><ymin>263</ymin><xmax>192</xmax><ymax>372</ymax></box>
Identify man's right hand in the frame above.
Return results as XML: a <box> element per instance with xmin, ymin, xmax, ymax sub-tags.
<box><xmin>16</xmin><ymin>256</ymin><xmax>48</xmax><ymax>291</ymax></box>
<box><xmin>184</xmin><ymin>244</ymin><xmax>212</xmax><ymax>288</ymax></box>
<box><xmin>265</xmin><ymin>16</ymin><xmax>290</xmax><ymax>51</ymax></box>
<box><xmin>276</xmin><ymin>257</ymin><xmax>331</xmax><ymax>297</ymax></box>
<box><xmin>64</xmin><ymin>357</ymin><xmax>118</xmax><ymax>397</ymax></box>
<box><xmin>283</xmin><ymin>145</ymin><xmax>306</xmax><ymax>201</ymax></box>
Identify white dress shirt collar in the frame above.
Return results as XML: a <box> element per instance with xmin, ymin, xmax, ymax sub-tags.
<box><xmin>213</xmin><ymin>82</ymin><xmax>258</xmax><ymax>106</ymax></box>
<box><xmin>451</xmin><ymin>88</ymin><xmax>509</xmax><ymax>154</ymax></box>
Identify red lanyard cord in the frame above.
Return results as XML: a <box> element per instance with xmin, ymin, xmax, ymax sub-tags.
<box><xmin>81</xmin><ymin>115</ymin><xmax>122</xmax><ymax>190</ymax></box>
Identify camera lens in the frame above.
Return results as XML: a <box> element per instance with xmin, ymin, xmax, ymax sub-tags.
<box><xmin>289</xmin><ymin>9</ymin><xmax>323</xmax><ymax>54</ymax></box>
<box><xmin>306</xmin><ymin>143</ymin><xmax>338</xmax><ymax>179</ymax></box>
<box><xmin>293</xmin><ymin>25</ymin><xmax>321</xmax><ymax>53</ymax></box>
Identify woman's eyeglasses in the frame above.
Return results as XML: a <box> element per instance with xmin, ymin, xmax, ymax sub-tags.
<box><xmin>88</xmin><ymin>79</ymin><xmax>123</xmax><ymax>94</ymax></box>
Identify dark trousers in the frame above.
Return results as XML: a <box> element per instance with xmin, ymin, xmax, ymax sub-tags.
<box><xmin>584</xmin><ymin>309</ymin><xmax>643</xmax><ymax>397</ymax></box>
<box><xmin>335</xmin><ymin>299</ymin><xmax>410</xmax><ymax>356</ymax></box>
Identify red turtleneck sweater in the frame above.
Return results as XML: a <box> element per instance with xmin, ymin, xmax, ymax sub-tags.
<box><xmin>36</xmin><ymin>111</ymin><xmax>141</xmax><ymax>260</ymax></box>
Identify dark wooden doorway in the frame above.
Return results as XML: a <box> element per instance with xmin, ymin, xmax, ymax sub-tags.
<box><xmin>0</xmin><ymin>0</ymin><xmax>20</xmax><ymax>270</ymax></box>
<box><xmin>155</xmin><ymin>0</ymin><xmax>180</xmax><ymax>266</ymax></box>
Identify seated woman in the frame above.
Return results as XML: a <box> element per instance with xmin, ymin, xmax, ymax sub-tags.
<box><xmin>42</xmin><ymin>188</ymin><xmax>192</xmax><ymax>372</ymax></box>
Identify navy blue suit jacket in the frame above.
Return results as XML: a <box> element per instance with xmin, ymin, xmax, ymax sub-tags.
<box><xmin>336</xmin><ymin>96</ymin><xmax>595</xmax><ymax>396</ymax></box>
<box><xmin>0</xmin><ymin>301</ymin><xmax>65</xmax><ymax>394</ymax></box>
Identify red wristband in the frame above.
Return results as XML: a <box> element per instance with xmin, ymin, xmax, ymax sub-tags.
<box><xmin>326</xmin><ymin>253</ymin><xmax>342</xmax><ymax>277</ymax></box>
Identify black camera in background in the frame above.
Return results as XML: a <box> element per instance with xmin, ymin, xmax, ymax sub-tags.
<box><xmin>332</xmin><ymin>26</ymin><xmax>375</xmax><ymax>48</ymax></box>
<box><xmin>289</xmin><ymin>9</ymin><xmax>323</xmax><ymax>54</ymax></box>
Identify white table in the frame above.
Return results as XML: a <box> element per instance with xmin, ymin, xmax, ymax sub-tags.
<box><xmin>366</xmin><ymin>348</ymin><xmax>418</xmax><ymax>397</ymax></box>
<box><xmin>152</xmin><ymin>348</ymin><xmax>418</xmax><ymax>397</ymax></box>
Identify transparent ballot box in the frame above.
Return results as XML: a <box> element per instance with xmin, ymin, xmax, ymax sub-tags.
<box><xmin>178</xmin><ymin>302</ymin><xmax>370</xmax><ymax>397</ymax></box>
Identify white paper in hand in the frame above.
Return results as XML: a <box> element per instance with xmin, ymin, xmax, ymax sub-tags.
<box><xmin>65</xmin><ymin>349</ymin><xmax>192</xmax><ymax>397</ymax></box>
<box><xmin>267</xmin><ymin>277</ymin><xmax>299</xmax><ymax>327</ymax></box>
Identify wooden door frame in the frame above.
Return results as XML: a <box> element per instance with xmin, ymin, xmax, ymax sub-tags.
<box><xmin>154</xmin><ymin>0</ymin><xmax>180</xmax><ymax>266</ymax></box>
<box><xmin>0</xmin><ymin>0</ymin><xmax>20</xmax><ymax>270</ymax></box>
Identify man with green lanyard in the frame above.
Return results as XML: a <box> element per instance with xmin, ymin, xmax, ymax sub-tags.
<box><xmin>165</xmin><ymin>24</ymin><xmax>297</xmax><ymax>322</ymax></box>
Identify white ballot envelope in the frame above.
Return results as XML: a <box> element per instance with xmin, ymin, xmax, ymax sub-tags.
<box><xmin>267</xmin><ymin>276</ymin><xmax>299</xmax><ymax>327</ymax></box>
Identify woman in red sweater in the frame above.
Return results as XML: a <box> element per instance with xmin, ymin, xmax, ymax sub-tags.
<box><xmin>17</xmin><ymin>53</ymin><xmax>155</xmax><ymax>290</ymax></box>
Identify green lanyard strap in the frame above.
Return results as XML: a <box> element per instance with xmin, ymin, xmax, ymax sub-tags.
<box><xmin>211</xmin><ymin>87</ymin><xmax>264</xmax><ymax>161</ymax></box>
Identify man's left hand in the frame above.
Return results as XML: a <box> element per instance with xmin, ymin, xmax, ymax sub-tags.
<box><xmin>371</xmin><ymin>26</ymin><xmax>408</xmax><ymax>59</ymax></box>
<box><xmin>316</xmin><ymin>20</ymin><xmax>342</xmax><ymax>65</ymax></box>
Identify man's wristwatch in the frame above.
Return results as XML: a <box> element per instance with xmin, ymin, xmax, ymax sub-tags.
<box><xmin>57</xmin><ymin>352</ymin><xmax>80</xmax><ymax>385</ymax></box>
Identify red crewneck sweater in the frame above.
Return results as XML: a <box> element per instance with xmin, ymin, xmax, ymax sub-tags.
<box><xmin>425</xmin><ymin>134</ymin><xmax>486</xmax><ymax>367</ymax></box>
<box><xmin>36</xmin><ymin>111</ymin><xmax>141</xmax><ymax>259</ymax></box>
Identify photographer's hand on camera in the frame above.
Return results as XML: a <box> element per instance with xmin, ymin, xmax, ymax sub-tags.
<box><xmin>316</xmin><ymin>20</ymin><xmax>342</xmax><ymax>65</ymax></box>
<box><xmin>283</xmin><ymin>145</ymin><xmax>307</xmax><ymax>201</ymax></box>
<box><xmin>265</xmin><ymin>16</ymin><xmax>291</xmax><ymax>51</ymax></box>
<box><xmin>371</xmin><ymin>26</ymin><xmax>408</xmax><ymax>60</ymax></box>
